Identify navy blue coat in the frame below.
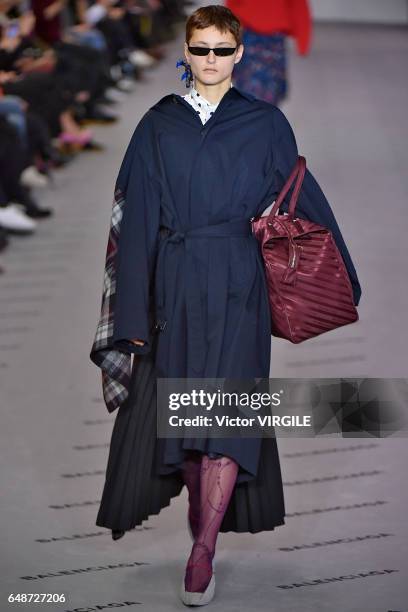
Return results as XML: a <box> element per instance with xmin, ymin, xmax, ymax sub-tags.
<box><xmin>111</xmin><ymin>85</ymin><xmax>362</xmax><ymax>481</ymax></box>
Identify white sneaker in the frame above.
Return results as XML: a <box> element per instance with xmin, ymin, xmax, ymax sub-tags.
<box><xmin>180</xmin><ymin>543</ymin><xmax>215</xmax><ymax>606</ymax></box>
<box><xmin>0</xmin><ymin>203</ymin><xmax>37</xmax><ymax>233</ymax></box>
<box><xmin>21</xmin><ymin>166</ymin><xmax>49</xmax><ymax>189</ymax></box>
<box><xmin>128</xmin><ymin>49</ymin><xmax>156</xmax><ymax>68</ymax></box>
<box><xmin>110</xmin><ymin>65</ymin><xmax>122</xmax><ymax>81</ymax></box>
<box><xmin>115</xmin><ymin>78</ymin><xmax>135</xmax><ymax>93</ymax></box>
<box><xmin>180</xmin><ymin>573</ymin><xmax>215</xmax><ymax>606</ymax></box>
<box><xmin>180</xmin><ymin>542</ymin><xmax>216</xmax><ymax>607</ymax></box>
<box><xmin>106</xmin><ymin>87</ymin><xmax>126</xmax><ymax>101</ymax></box>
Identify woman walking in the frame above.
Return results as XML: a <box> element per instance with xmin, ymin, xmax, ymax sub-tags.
<box><xmin>90</xmin><ymin>5</ymin><xmax>361</xmax><ymax>607</ymax></box>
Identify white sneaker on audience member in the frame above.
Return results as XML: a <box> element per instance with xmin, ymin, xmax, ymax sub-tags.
<box><xmin>0</xmin><ymin>203</ymin><xmax>37</xmax><ymax>233</ymax></box>
<box><xmin>128</xmin><ymin>49</ymin><xmax>156</xmax><ymax>68</ymax></box>
<box><xmin>115</xmin><ymin>78</ymin><xmax>135</xmax><ymax>93</ymax></box>
<box><xmin>106</xmin><ymin>87</ymin><xmax>126</xmax><ymax>101</ymax></box>
<box><xmin>21</xmin><ymin>166</ymin><xmax>49</xmax><ymax>189</ymax></box>
<box><xmin>110</xmin><ymin>65</ymin><xmax>122</xmax><ymax>81</ymax></box>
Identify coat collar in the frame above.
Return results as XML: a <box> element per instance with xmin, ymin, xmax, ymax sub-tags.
<box><xmin>230</xmin><ymin>85</ymin><xmax>256</xmax><ymax>102</ymax></box>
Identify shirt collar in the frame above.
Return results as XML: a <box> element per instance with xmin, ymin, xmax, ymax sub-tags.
<box><xmin>189</xmin><ymin>83</ymin><xmax>231</xmax><ymax>107</ymax></box>
<box><xmin>154</xmin><ymin>83</ymin><xmax>255</xmax><ymax>112</ymax></box>
<box><xmin>188</xmin><ymin>81</ymin><xmax>254</xmax><ymax>105</ymax></box>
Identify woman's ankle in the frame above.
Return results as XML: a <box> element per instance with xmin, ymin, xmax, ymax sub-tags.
<box><xmin>184</xmin><ymin>541</ymin><xmax>213</xmax><ymax>593</ymax></box>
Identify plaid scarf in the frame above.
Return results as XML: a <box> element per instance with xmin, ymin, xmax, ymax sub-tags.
<box><xmin>89</xmin><ymin>185</ymin><xmax>132</xmax><ymax>414</ymax></box>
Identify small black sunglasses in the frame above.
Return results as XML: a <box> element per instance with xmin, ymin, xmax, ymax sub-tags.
<box><xmin>187</xmin><ymin>45</ymin><xmax>238</xmax><ymax>57</ymax></box>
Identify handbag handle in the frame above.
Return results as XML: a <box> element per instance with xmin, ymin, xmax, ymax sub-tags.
<box><xmin>267</xmin><ymin>155</ymin><xmax>306</xmax><ymax>223</ymax></box>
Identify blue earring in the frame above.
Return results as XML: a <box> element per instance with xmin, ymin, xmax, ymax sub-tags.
<box><xmin>176</xmin><ymin>58</ymin><xmax>193</xmax><ymax>88</ymax></box>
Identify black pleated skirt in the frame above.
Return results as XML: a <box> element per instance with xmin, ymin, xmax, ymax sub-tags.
<box><xmin>96</xmin><ymin>335</ymin><xmax>286</xmax><ymax>536</ymax></box>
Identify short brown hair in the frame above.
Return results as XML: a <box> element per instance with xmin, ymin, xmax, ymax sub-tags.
<box><xmin>185</xmin><ymin>5</ymin><xmax>242</xmax><ymax>46</ymax></box>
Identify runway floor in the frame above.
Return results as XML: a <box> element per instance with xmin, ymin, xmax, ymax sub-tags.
<box><xmin>1</xmin><ymin>21</ymin><xmax>407</xmax><ymax>612</ymax></box>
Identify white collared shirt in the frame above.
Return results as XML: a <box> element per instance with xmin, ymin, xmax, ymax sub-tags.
<box><xmin>182</xmin><ymin>82</ymin><xmax>233</xmax><ymax>125</ymax></box>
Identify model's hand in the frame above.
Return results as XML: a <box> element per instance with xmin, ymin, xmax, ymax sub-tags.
<box><xmin>131</xmin><ymin>338</ymin><xmax>146</xmax><ymax>346</ymax></box>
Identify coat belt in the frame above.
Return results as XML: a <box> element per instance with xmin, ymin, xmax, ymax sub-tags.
<box><xmin>155</xmin><ymin>218</ymin><xmax>252</xmax><ymax>376</ymax></box>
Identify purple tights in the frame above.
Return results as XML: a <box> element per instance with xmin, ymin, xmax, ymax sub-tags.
<box><xmin>181</xmin><ymin>451</ymin><xmax>239</xmax><ymax>593</ymax></box>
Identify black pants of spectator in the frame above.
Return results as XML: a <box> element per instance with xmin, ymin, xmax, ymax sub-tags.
<box><xmin>96</xmin><ymin>16</ymin><xmax>136</xmax><ymax>65</ymax></box>
<box><xmin>159</xmin><ymin>1</ymin><xmax>184</xmax><ymax>36</ymax></box>
<box><xmin>3</xmin><ymin>72</ymin><xmax>73</xmax><ymax>137</ymax></box>
<box><xmin>123</xmin><ymin>12</ymin><xmax>155</xmax><ymax>49</ymax></box>
<box><xmin>0</xmin><ymin>118</ymin><xmax>33</xmax><ymax>207</ymax></box>
<box><xmin>26</xmin><ymin>111</ymin><xmax>54</xmax><ymax>163</ymax></box>
<box><xmin>53</xmin><ymin>41</ymin><xmax>112</xmax><ymax>105</ymax></box>
<box><xmin>4</xmin><ymin>43</ymin><xmax>112</xmax><ymax>136</ymax></box>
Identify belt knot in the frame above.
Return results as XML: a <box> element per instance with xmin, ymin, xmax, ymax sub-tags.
<box><xmin>167</xmin><ymin>230</ymin><xmax>185</xmax><ymax>244</ymax></box>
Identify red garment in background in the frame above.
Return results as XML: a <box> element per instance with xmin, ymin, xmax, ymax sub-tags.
<box><xmin>31</xmin><ymin>0</ymin><xmax>62</xmax><ymax>45</ymax></box>
<box><xmin>226</xmin><ymin>0</ymin><xmax>312</xmax><ymax>55</ymax></box>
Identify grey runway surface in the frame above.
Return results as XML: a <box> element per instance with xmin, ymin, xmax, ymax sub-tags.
<box><xmin>1</xmin><ymin>22</ymin><xmax>407</xmax><ymax>612</ymax></box>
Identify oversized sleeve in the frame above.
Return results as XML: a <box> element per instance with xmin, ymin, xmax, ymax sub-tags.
<box><xmin>89</xmin><ymin>112</ymin><xmax>161</xmax><ymax>413</ymax></box>
<box><xmin>270</xmin><ymin>107</ymin><xmax>362</xmax><ymax>307</ymax></box>
<box><xmin>112</xmin><ymin>120</ymin><xmax>161</xmax><ymax>355</ymax></box>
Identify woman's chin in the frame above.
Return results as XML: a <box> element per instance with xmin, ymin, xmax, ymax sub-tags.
<box><xmin>199</xmin><ymin>72</ymin><xmax>223</xmax><ymax>84</ymax></box>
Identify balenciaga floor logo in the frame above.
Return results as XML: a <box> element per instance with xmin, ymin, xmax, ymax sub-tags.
<box><xmin>72</xmin><ymin>442</ymin><xmax>110</xmax><ymax>450</ymax></box>
<box><xmin>35</xmin><ymin>531</ymin><xmax>107</xmax><ymax>543</ymax></box>
<box><xmin>283</xmin><ymin>468</ymin><xmax>382</xmax><ymax>486</ymax></box>
<box><xmin>60</xmin><ymin>470</ymin><xmax>105</xmax><ymax>478</ymax></box>
<box><xmin>49</xmin><ymin>500</ymin><xmax>100</xmax><ymax>509</ymax></box>
<box><xmin>286</xmin><ymin>499</ymin><xmax>387</xmax><ymax>517</ymax></box>
<box><xmin>283</xmin><ymin>442</ymin><xmax>379</xmax><ymax>457</ymax></box>
<box><xmin>83</xmin><ymin>418</ymin><xmax>114</xmax><ymax>425</ymax></box>
<box><xmin>20</xmin><ymin>561</ymin><xmax>150</xmax><ymax>581</ymax></box>
<box><xmin>35</xmin><ymin>526</ymin><xmax>154</xmax><ymax>543</ymax></box>
<box><xmin>278</xmin><ymin>532</ymin><xmax>393</xmax><ymax>551</ymax></box>
<box><xmin>64</xmin><ymin>602</ymin><xmax>142</xmax><ymax>611</ymax></box>
<box><xmin>276</xmin><ymin>568</ymin><xmax>399</xmax><ymax>589</ymax></box>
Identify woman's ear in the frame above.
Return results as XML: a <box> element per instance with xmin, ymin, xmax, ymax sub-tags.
<box><xmin>235</xmin><ymin>43</ymin><xmax>244</xmax><ymax>64</ymax></box>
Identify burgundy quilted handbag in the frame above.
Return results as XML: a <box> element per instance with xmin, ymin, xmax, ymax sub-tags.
<box><xmin>251</xmin><ymin>155</ymin><xmax>359</xmax><ymax>343</ymax></box>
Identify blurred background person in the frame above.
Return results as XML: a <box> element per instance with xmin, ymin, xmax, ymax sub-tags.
<box><xmin>227</xmin><ymin>0</ymin><xmax>311</xmax><ymax>105</ymax></box>
<box><xmin>0</xmin><ymin>0</ymin><xmax>191</xmax><ymax>267</ymax></box>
